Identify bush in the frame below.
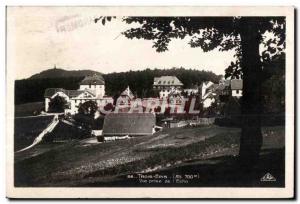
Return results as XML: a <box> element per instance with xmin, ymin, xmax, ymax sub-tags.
<box><xmin>78</xmin><ymin>101</ymin><xmax>98</xmax><ymax>117</ymax></box>
<box><xmin>215</xmin><ymin>116</ymin><xmax>242</xmax><ymax>127</ymax></box>
<box><xmin>48</xmin><ymin>95</ymin><xmax>68</xmax><ymax>113</ymax></box>
<box><xmin>73</xmin><ymin>114</ymin><xmax>94</xmax><ymax>129</ymax></box>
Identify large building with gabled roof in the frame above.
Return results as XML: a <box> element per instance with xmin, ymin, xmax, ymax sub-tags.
<box><xmin>44</xmin><ymin>74</ymin><xmax>113</xmax><ymax>115</ymax></box>
<box><xmin>78</xmin><ymin>74</ymin><xmax>105</xmax><ymax>97</ymax></box>
<box><xmin>153</xmin><ymin>76</ymin><xmax>183</xmax><ymax>98</ymax></box>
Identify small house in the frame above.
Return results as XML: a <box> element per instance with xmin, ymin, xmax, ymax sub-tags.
<box><xmin>230</xmin><ymin>79</ymin><xmax>243</xmax><ymax>97</ymax></box>
<box><xmin>116</xmin><ymin>86</ymin><xmax>135</xmax><ymax>106</ymax></box>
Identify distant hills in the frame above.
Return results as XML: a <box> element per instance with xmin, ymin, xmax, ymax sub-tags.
<box><xmin>15</xmin><ymin>67</ymin><xmax>222</xmax><ymax>105</ymax></box>
<box><xmin>29</xmin><ymin>68</ymin><xmax>102</xmax><ymax>79</ymax></box>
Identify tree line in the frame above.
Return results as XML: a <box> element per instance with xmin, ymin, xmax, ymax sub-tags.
<box><xmin>15</xmin><ymin>67</ymin><xmax>222</xmax><ymax>105</ymax></box>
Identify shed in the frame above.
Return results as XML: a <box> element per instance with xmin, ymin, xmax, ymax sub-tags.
<box><xmin>102</xmin><ymin>113</ymin><xmax>156</xmax><ymax>136</ymax></box>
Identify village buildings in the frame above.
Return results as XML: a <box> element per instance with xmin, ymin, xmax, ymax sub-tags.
<box><xmin>200</xmin><ymin>79</ymin><xmax>243</xmax><ymax>107</ymax></box>
<box><xmin>44</xmin><ymin>72</ymin><xmax>243</xmax><ymax>117</ymax></box>
<box><xmin>44</xmin><ymin>74</ymin><xmax>113</xmax><ymax>115</ymax></box>
<box><xmin>43</xmin><ymin>72</ymin><xmax>244</xmax><ymax>140</ymax></box>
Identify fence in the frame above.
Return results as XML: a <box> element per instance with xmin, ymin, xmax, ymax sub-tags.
<box><xmin>169</xmin><ymin>117</ymin><xmax>215</xmax><ymax>128</ymax></box>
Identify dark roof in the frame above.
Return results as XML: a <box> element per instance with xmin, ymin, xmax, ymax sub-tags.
<box><xmin>120</xmin><ymin>86</ymin><xmax>134</xmax><ymax>99</ymax></box>
<box><xmin>44</xmin><ymin>88</ymin><xmax>67</xmax><ymax>98</ymax></box>
<box><xmin>230</xmin><ymin>79</ymin><xmax>243</xmax><ymax>90</ymax></box>
<box><xmin>103</xmin><ymin>113</ymin><xmax>156</xmax><ymax>136</ymax></box>
<box><xmin>68</xmin><ymin>90</ymin><xmax>85</xmax><ymax>97</ymax></box>
<box><xmin>79</xmin><ymin>74</ymin><xmax>105</xmax><ymax>85</ymax></box>
<box><xmin>216</xmin><ymin>83</ymin><xmax>226</xmax><ymax>91</ymax></box>
<box><xmin>224</xmin><ymin>80</ymin><xmax>230</xmax><ymax>86</ymax></box>
<box><xmin>44</xmin><ymin>88</ymin><xmax>84</xmax><ymax>98</ymax></box>
<box><xmin>153</xmin><ymin>76</ymin><xmax>183</xmax><ymax>86</ymax></box>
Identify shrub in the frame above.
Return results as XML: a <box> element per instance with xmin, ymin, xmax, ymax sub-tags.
<box><xmin>48</xmin><ymin>95</ymin><xmax>68</xmax><ymax>113</ymax></box>
<box><xmin>78</xmin><ymin>101</ymin><xmax>98</xmax><ymax>117</ymax></box>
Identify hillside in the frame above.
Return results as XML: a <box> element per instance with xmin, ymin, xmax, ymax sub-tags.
<box><xmin>29</xmin><ymin>68</ymin><xmax>102</xmax><ymax>79</ymax></box>
<box><xmin>14</xmin><ymin>125</ymin><xmax>284</xmax><ymax>187</ymax></box>
<box><xmin>15</xmin><ymin>67</ymin><xmax>222</xmax><ymax>105</ymax></box>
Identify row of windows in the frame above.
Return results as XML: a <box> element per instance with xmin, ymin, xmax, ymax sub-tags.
<box><xmin>88</xmin><ymin>84</ymin><xmax>103</xmax><ymax>88</ymax></box>
<box><xmin>154</xmin><ymin>86</ymin><xmax>181</xmax><ymax>89</ymax></box>
<box><xmin>161</xmin><ymin>90</ymin><xmax>171</xmax><ymax>92</ymax></box>
<box><xmin>157</xmin><ymin>80</ymin><xmax>175</xmax><ymax>85</ymax></box>
<box><xmin>74</xmin><ymin>99</ymin><xmax>111</xmax><ymax>103</ymax></box>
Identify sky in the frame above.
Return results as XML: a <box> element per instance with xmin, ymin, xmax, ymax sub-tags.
<box><xmin>7</xmin><ymin>7</ymin><xmax>237</xmax><ymax>79</ymax></box>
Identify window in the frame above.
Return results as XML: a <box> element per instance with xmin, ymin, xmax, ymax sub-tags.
<box><xmin>236</xmin><ymin>90</ymin><xmax>239</xmax><ymax>94</ymax></box>
<box><xmin>158</xmin><ymin>81</ymin><xmax>161</xmax><ymax>84</ymax></box>
<box><xmin>89</xmin><ymin>84</ymin><xmax>91</xmax><ymax>88</ymax></box>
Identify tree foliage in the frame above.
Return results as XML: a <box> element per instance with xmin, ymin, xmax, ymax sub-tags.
<box><xmin>78</xmin><ymin>101</ymin><xmax>98</xmax><ymax>117</ymax></box>
<box><xmin>261</xmin><ymin>53</ymin><xmax>285</xmax><ymax>113</ymax></box>
<box><xmin>48</xmin><ymin>95</ymin><xmax>68</xmax><ymax>113</ymax></box>
<box><xmin>120</xmin><ymin>17</ymin><xmax>285</xmax><ymax>80</ymax></box>
<box><xmin>15</xmin><ymin>77</ymin><xmax>83</xmax><ymax>105</ymax></box>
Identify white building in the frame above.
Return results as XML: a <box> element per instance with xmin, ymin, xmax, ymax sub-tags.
<box><xmin>78</xmin><ymin>74</ymin><xmax>105</xmax><ymax>98</ymax></box>
<box><xmin>153</xmin><ymin>76</ymin><xmax>183</xmax><ymax>98</ymax></box>
<box><xmin>183</xmin><ymin>85</ymin><xmax>199</xmax><ymax>96</ymax></box>
<box><xmin>116</xmin><ymin>86</ymin><xmax>135</xmax><ymax>107</ymax></box>
<box><xmin>199</xmin><ymin>81</ymin><xmax>217</xmax><ymax>108</ymax></box>
<box><xmin>201</xmin><ymin>81</ymin><xmax>215</xmax><ymax>99</ymax></box>
<box><xmin>44</xmin><ymin>74</ymin><xmax>113</xmax><ymax>115</ymax></box>
<box><xmin>230</xmin><ymin>79</ymin><xmax>243</xmax><ymax>97</ymax></box>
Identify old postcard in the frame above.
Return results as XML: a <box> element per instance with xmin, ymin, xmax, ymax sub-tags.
<box><xmin>6</xmin><ymin>6</ymin><xmax>294</xmax><ymax>199</ymax></box>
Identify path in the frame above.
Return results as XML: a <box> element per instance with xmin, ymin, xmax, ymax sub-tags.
<box><xmin>16</xmin><ymin>115</ymin><xmax>59</xmax><ymax>153</ymax></box>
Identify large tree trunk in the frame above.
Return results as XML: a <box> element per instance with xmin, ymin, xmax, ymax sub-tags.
<box><xmin>238</xmin><ymin>18</ymin><xmax>263</xmax><ymax>169</ymax></box>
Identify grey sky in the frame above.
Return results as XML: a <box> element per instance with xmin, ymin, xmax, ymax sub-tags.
<box><xmin>7</xmin><ymin>7</ymin><xmax>236</xmax><ymax>79</ymax></box>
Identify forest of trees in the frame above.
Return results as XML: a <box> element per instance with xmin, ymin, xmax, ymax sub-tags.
<box><xmin>15</xmin><ymin>67</ymin><xmax>222</xmax><ymax>105</ymax></box>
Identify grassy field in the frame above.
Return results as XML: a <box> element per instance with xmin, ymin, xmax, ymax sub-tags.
<box><xmin>15</xmin><ymin>102</ymin><xmax>44</xmax><ymax>117</ymax></box>
<box><xmin>14</xmin><ymin>125</ymin><xmax>285</xmax><ymax>187</ymax></box>
<box><xmin>14</xmin><ymin>115</ymin><xmax>54</xmax><ymax>151</ymax></box>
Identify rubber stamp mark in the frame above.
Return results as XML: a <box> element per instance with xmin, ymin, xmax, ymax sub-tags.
<box><xmin>55</xmin><ymin>14</ymin><xmax>97</xmax><ymax>33</ymax></box>
<box><xmin>260</xmin><ymin>173</ymin><xmax>276</xmax><ymax>182</ymax></box>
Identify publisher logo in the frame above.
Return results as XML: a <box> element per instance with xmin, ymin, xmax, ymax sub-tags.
<box><xmin>261</xmin><ymin>173</ymin><xmax>276</xmax><ymax>182</ymax></box>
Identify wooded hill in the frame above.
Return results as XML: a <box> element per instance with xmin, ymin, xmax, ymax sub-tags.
<box><xmin>29</xmin><ymin>68</ymin><xmax>102</xmax><ymax>79</ymax></box>
<box><xmin>15</xmin><ymin>67</ymin><xmax>222</xmax><ymax>105</ymax></box>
